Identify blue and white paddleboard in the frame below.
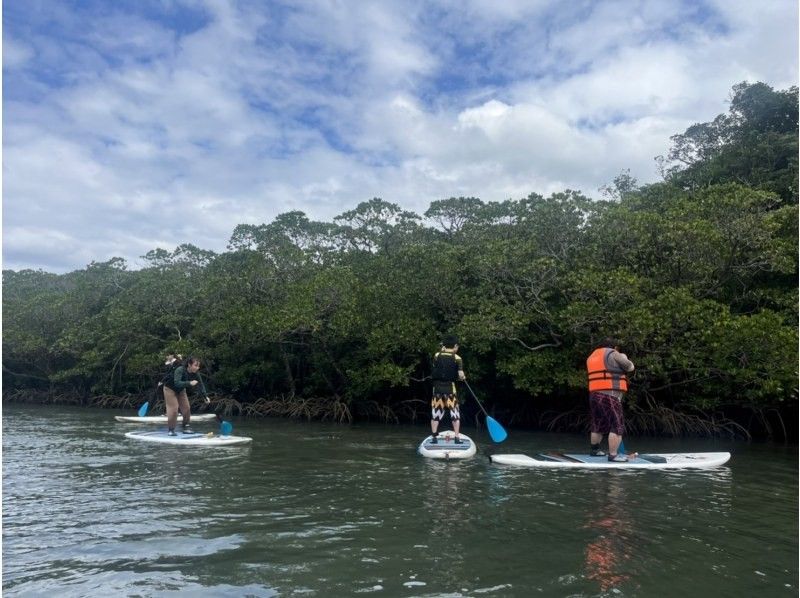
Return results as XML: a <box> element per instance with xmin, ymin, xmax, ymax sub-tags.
<box><xmin>490</xmin><ymin>452</ymin><xmax>730</xmax><ymax>470</ymax></box>
<box><xmin>418</xmin><ymin>430</ymin><xmax>476</xmax><ymax>459</ymax></box>
<box><xmin>125</xmin><ymin>429</ymin><xmax>252</xmax><ymax>446</ymax></box>
<box><xmin>115</xmin><ymin>413</ymin><xmax>218</xmax><ymax>424</ymax></box>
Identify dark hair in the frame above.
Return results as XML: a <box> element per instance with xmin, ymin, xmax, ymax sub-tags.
<box><xmin>442</xmin><ymin>335</ymin><xmax>459</xmax><ymax>348</ymax></box>
<box><xmin>186</xmin><ymin>356</ymin><xmax>201</xmax><ymax>367</ymax></box>
<box><xmin>599</xmin><ymin>337</ymin><xmax>618</xmax><ymax>349</ymax></box>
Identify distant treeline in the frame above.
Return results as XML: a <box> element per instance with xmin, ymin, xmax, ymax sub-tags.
<box><xmin>4</xmin><ymin>82</ymin><xmax>798</xmax><ymax>440</ymax></box>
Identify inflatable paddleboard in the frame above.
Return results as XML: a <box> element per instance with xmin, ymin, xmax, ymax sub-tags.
<box><xmin>418</xmin><ymin>430</ymin><xmax>476</xmax><ymax>459</ymax></box>
<box><xmin>125</xmin><ymin>430</ymin><xmax>252</xmax><ymax>446</ymax></box>
<box><xmin>115</xmin><ymin>413</ymin><xmax>218</xmax><ymax>423</ymax></box>
<box><xmin>490</xmin><ymin>452</ymin><xmax>730</xmax><ymax>470</ymax></box>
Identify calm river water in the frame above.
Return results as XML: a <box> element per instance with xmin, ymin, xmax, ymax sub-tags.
<box><xmin>2</xmin><ymin>404</ymin><xmax>797</xmax><ymax>597</ymax></box>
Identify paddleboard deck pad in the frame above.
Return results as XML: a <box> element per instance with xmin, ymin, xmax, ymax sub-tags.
<box><xmin>115</xmin><ymin>413</ymin><xmax>218</xmax><ymax>423</ymax></box>
<box><xmin>490</xmin><ymin>452</ymin><xmax>730</xmax><ymax>469</ymax></box>
<box><xmin>125</xmin><ymin>430</ymin><xmax>252</xmax><ymax>446</ymax></box>
<box><xmin>418</xmin><ymin>431</ymin><xmax>476</xmax><ymax>459</ymax></box>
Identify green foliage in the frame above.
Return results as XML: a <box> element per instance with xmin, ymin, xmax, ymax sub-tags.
<box><xmin>3</xmin><ymin>82</ymin><xmax>797</xmax><ymax>435</ymax></box>
<box><xmin>659</xmin><ymin>81</ymin><xmax>798</xmax><ymax>203</ymax></box>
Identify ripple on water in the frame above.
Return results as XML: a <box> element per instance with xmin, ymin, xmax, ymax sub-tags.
<box><xmin>2</xmin><ymin>406</ymin><xmax>797</xmax><ymax>597</ymax></box>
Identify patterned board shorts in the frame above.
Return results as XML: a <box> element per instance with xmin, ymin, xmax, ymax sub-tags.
<box><xmin>589</xmin><ymin>392</ymin><xmax>625</xmax><ymax>435</ymax></box>
<box><xmin>431</xmin><ymin>394</ymin><xmax>460</xmax><ymax>421</ymax></box>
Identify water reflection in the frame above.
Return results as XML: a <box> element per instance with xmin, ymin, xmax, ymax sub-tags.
<box><xmin>422</xmin><ymin>460</ymin><xmax>467</xmax><ymax>533</ymax></box>
<box><xmin>418</xmin><ymin>458</ymin><xmax>471</xmax><ymax>591</ymax></box>
<box><xmin>582</xmin><ymin>474</ymin><xmax>637</xmax><ymax>593</ymax></box>
<box><xmin>3</xmin><ymin>406</ymin><xmax>796</xmax><ymax>597</ymax></box>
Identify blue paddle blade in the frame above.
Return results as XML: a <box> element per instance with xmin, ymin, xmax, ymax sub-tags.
<box><xmin>486</xmin><ymin>416</ymin><xmax>508</xmax><ymax>443</ymax></box>
<box><xmin>619</xmin><ymin>441</ymin><xmax>625</xmax><ymax>455</ymax></box>
<box><xmin>138</xmin><ymin>402</ymin><xmax>149</xmax><ymax>417</ymax></box>
<box><xmin>220</xmin><ymin>421</ymin><xmax>233</xmax><ymax>436</ymax></box>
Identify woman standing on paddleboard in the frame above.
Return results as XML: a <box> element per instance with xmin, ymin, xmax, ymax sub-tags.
<box><xmin>163</xmin><ymin>356</ymin><xmax>206</xmax><ymax>436</ymax></box>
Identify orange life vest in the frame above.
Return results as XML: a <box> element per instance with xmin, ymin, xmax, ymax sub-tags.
<box><xmin>586</xmin><ymin>348</ymin><xmax>629</xmax><ymax>393</ymax></box>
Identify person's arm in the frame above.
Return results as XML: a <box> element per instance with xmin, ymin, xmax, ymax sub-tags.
<box><xmin>611</xmin><ymin>351</ymin><xmax>634</xmax><ymax>373</ymax></box>
<box><xmin>172</xmin><ymin>366</ymin><xmax>192</xmax><ymax>390</ymax></box>
<box><xmin>456</xmin><ymin>354</ymin><xmax>466</xmax><ymax>381</ymax></box>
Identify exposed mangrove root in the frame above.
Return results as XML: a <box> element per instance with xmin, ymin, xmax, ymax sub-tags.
<box><xmin>90</xmin><ymin>394</ymin><xmax>141</xmax><ymax>409</ymax></box>
<box><xmin>2</xmin><ymin>389</ymin><xmax>84</xmax><ymax>405</ymax></box>
<box><xmin>395</xmin><ymin>399</ymin><xmax>428</xmax><ymax>423</ymax></box>
<box><xmin>540</xmin><ymin>406</ymin><xmax>589</xmax><ymax>434</ymax></box>
<box><xmin>353</xmin><ymin>400</ymin><xmax>399</xmax><ymax>423</ymax></box>
<box><xmin>746</xmin><ymin>406</ymin><xmax>791</xmax><ymax>442</ymax></box>
<box><xmin>539</xmin><ymin>396</ymin><xmax>750</xmax><ymax>440</ymax></box>
<box><xmin>201</xmin><ymin>396</ymin><xmax>243</xmax><ymax>418</ymax></box>
<box><xmin>2</xmin><ymin>389</ymin><xmax>783</xmax><ymax>440</ymax></box>
<box><xmin>241</xmin><ymin>396</ymin><xmax>353</xmax><ymax>423</ymax></box>
<box><xmin>626</xmin><ymin>396</ymin><xmax>750</xmax><ymax>440</ymax></box>
<box><xmin>351</xmin><ymin>398</ymin><xmax>428</xmax><ymax>423</ymax></box>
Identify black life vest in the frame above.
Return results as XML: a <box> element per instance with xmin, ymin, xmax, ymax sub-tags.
<box><xmin>432</xmin><ymin>350</ymin><xmax>460</xmax><ymax>382</ymax></box>
<box><xmin>161</xmin><ymin>363</ymin><xmax>184</xmax><ymax>391</ymax></box>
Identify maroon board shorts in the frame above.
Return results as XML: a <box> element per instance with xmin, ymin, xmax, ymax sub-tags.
<box><xmin>589</xmin><ymin>392</ymin><xmax>625</xmax><ymax>435</ymax></box>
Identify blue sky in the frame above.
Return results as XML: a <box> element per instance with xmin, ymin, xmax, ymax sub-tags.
<box><xmin>3</xmin><ymin>0</ymin><xmax>798</xmax><ymax>273</ymax></box>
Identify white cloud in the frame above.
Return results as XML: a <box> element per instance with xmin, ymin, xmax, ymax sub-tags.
<box><xmin>2</xmin><ymin>0</ymin><xmax>797</xmax><ymax>272</ymax></box>
<box><xmin>3</xmin><ymin>36</ymin><xmax>35</xmax><ymax>69</ymax></box>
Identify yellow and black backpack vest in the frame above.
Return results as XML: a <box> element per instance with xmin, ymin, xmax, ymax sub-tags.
<box><xmin>432</xmin><ymin>350</ymin><xmax>460</xmax><ymax>382</ymax></box>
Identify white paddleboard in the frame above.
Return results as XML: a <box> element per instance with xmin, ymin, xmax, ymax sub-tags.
<box><xmin>125</xmin><ymin>429</ymin><xmax>252</xmax><ymax>446</ymax></box>
<box><xmin>418</xmin><ymin>430</ymin><xmax>476</xmax><ymax>459</ymax></box>
<box><xmin>490</xmin><ymin>451</ymin><xmax>730</xmax><ymax>470</ymax></box>
<box><xmin>115</xmin><ymin>413</ymin><xmax>218</xmax><ymax>424</ymax></box>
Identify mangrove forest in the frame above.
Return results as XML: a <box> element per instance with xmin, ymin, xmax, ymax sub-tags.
<box><xmin>3</xmin><ymin>82</ymin><xmax>798</xmax><ymax>441</ymax></box>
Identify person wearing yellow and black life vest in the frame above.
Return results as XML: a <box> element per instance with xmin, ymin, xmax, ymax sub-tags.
<box><xmin>430</xmin><ymin>335</ymin><xmax>466</xmax><ymax>444</ymax></box>
<box><xmin>163</xmin><ymin>356</ymin><xmax>208</xmax><ymax>436</ymax></box>
<box><xmin>586</xmin><ymin>338</ymin><xmax>636</xmax><ymax>462</ymax></box>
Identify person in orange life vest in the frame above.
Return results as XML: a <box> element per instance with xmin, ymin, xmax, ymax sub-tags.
<box><xmin>430</xmin><ymin>335</ymin><xmax>466</xmax><ymax>444</ymax></box>
<box><xmin>586</xmin><ymin>338</ymin><xmax>636</xmax><ymax>462</ymax></box>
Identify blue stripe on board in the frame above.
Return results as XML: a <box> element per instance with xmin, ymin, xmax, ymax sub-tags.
<box><xmin>133</xmin><ymin>431</ymin><xmax>208</xmax><ymax>439</ymax></box>
<box><xmin>422</xmin><ymin>442</ymin><xmax>471</xmax><ymax>450</ymax></box>
<box><xmin>638</xmin><ymin>454</ymin><xmax>668</xmax><ymax>463</ymax></box>
<box><xmin>563</xmin><ymin>454</ymin><xmax>649</xmax><ymax>464</ymax></box>
<box><xmin>536</xmin><ymin>453</ymin><xmax>567</xmax><ymax>462</ymax></box>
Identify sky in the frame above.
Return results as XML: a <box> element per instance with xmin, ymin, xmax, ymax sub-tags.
<box><xmin>3</xmin><ymin>0</ymin><xmax>798</xmax><ymax>273</ymax></box>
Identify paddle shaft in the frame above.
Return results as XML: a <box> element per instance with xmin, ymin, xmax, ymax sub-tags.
<box><xmin>195</xmin><ymin>371</ymin><xmax>231</xmax><ymax>431</ymax></box>
<box><xmin>191</xmin><ymin>371</ymin><xmax>207</xmax><ymax>398</ymax></box>
<box><xmin>462</xmin><ymin>380</ymin><xmax>490</xmax><ymax>417</ymax></box>
<box><xmin>462</xmin><ymin>380</ymin><xmax>508</xmax><ymax>442</ymax></box>
<box><xmin>195</xmin><ymin>372</ymin><xmax>223</xmax><ymax>422</ymax></box>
